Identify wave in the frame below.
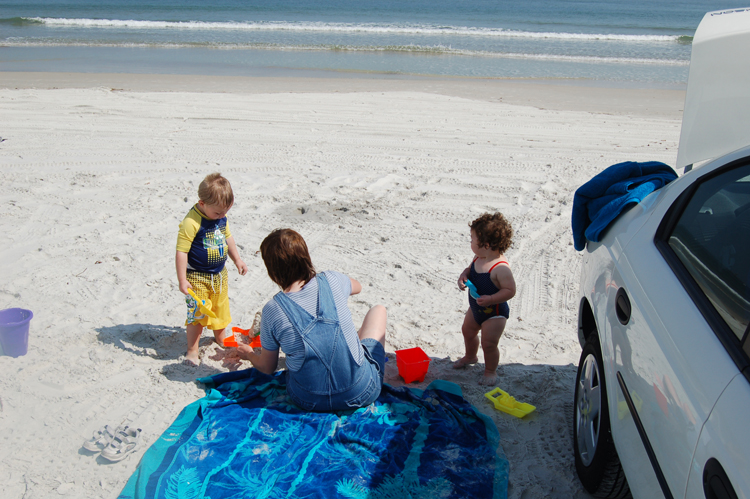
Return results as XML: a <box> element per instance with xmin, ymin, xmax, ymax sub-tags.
<box><xmin>0</xmin><ymin>16</ymin><xmax>44</xmax><ymax>26</ymax></box>
<box><xmin>16</xmin><ymin>17</ymin><xmax>686</xmax><ymax>43</ymax></box>
<box><xmin>0</xmin><ymin>39</ymin><xmax>691</xmax><ymax>65</ymax></box>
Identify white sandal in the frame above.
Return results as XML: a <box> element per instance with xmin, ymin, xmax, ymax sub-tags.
<box><xmin>100</xmin><ymin>426</ymin><xmax>142</xmax><ymax>462</ymax></box>
<box><xmin>82</xmin><ymin>425</ymin><xmax>117</xmax><ymax>452</ymax></box>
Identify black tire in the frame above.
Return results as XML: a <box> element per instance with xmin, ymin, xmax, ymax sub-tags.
<box><xmin>573</xmin><ymin>331</ymin><xmax>631</xmax><ymax>499</ymax></box>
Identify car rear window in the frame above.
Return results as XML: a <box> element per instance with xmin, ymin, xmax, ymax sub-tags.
<box><xmin>668</xmin><ymin>165</ymin><xmax>750</xmax><ymax>342</ymax></box>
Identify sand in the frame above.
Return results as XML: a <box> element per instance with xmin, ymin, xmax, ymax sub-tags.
<box><xmin>0</xmin><ymin>72</ymin><xmax>684</xmax><ymax>498</ymax></box>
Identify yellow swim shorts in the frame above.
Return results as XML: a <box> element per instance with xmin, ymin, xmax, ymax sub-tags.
<box><xmin>185</xmin><ymin>268</ymin><xmax>231</xmax><ymax>330</ymax></box>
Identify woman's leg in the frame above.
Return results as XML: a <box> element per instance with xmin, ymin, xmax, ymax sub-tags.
<box><xmin>358</xmin><ymin>304</ymin><xmax>387</xmax><ymax>347</ymax></box>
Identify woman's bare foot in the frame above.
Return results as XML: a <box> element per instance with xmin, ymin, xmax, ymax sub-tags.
<box><xmin>478</xmin><ymin>371</ymin><xmax>497</xmax><ymax>386</ymax></box>
<box><xmin>452</xmin><ymin>356</ymin><xmax>478</xmax><ymax>369</ymax></box>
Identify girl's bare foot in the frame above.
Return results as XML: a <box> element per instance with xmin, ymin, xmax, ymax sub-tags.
<box><xmin>478</xmin><ymin>371</ymin><xmax>497</xmax><ymax>386</ymax></box>
<box><xmin>452</xmin><ymin>356</ymin><xmax>478</xmax><ymax>369</ymax></box>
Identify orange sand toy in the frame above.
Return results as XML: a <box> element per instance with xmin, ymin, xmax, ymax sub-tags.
<box><xmin>230</xmin><ymin>327</ymin><xmax>261</xmax><ymax>348</ymax></box>
<box><xmin>484</xmin><ymin>387</ymin><xmax>536</xmax><ymax>418</ymax></box>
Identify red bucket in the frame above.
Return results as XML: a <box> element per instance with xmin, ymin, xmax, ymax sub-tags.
<box><xmin>395</xmin><ymin>347</ymin><xmax>430</xmax><ymax>383</ymax></box>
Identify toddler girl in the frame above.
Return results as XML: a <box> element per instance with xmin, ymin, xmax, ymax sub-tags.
<box><xmin>454</xmin><ymin>213</ymin><xmax>516</xmax><ymax>385</ymax></box>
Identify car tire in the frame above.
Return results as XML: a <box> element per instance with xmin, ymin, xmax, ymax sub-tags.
<box><xmin>573</xmin><ymin>331</ymin><xmax>631</xmax><ymax>498</ymax></box>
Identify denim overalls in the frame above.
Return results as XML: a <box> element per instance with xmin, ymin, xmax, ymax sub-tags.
<box><xmin>272</xmin><ymin>273</ymin><xmax>381</xmax><ymax>412</ymax></box>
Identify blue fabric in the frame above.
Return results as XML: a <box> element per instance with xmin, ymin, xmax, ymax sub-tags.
<box><xmin>118</xmin><ymin>369</ymin><xmax>509</xmax><ymax>499</ymax></box>
<box><xmin>571</xmin><ymin>161</ymin><xmax>677</xmax><ymax>251</ymax></box>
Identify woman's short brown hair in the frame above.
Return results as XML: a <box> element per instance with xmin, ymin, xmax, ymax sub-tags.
<box><xmin>198</xmin><ymin>172</ymin><xmax>234</xmax><ymax>208</ymax></box>
<box><xmin>470</xmin><ymin>212</ymin><xmax>513</xmax><ymax>253</ymax></box>
<box><xmin>260</xmin><ymin>229</ymin><xmax>317</xmax><ymax>290</ymax></box>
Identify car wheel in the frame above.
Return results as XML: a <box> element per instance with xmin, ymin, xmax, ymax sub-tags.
<box><xmin>573</xmin><ymin>331</ymin><xmax>631</xmax><ymax>498</ymax></box>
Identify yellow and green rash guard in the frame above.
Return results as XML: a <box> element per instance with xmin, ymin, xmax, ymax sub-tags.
<box><xmin>176</xmin><ymin>205</ymin><xmax>233</xmax><ymax>273</ymax></box>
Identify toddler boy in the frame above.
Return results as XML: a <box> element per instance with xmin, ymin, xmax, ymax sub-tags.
<box><xmin>176</xmin><ymin>173</ymin><xmax>247</xmax><ymax>365</ymax></box>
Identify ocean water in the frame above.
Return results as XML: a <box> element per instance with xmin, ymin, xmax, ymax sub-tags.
<box><xmin>1</xmin><ymin>0</ymin><xmax>749</xmax><ymax>86</ymax></box>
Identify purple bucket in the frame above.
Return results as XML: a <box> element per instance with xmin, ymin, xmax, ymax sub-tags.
<box><xmin>0</xmin><ymin>308</ymin><xmax>33</xmax><ymax>357</ymax></box>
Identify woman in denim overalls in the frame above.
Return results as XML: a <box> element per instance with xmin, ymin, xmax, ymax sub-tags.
<box><xmin>238</xmin><ymin>229</ymin><xmax>387</xmax><ymax>412</ymax></box>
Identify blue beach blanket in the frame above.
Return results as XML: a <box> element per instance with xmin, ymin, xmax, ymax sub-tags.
<box><xmin>119</xmin><ymin>369</ymin><xmax>508</xmax><ymax>499</ymax></box>
<box><xmin>571</xmin><ymin>161</ymin><xmax>677</xmax><ymax>251</ymax></box>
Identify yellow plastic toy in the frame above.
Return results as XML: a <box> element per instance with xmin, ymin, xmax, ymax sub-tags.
<box><xmin>187</xmin><ymin>289</ymin><xmax>217</xmax><ymax>319</ymax></box>
<box><xmin>484</xmin><ymin>388</ymin><xmax>536</xmax><ymax>418</ymax></box>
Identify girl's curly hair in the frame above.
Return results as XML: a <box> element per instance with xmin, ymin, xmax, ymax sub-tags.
<box><xmin>470</xmin><ymin>213</ymin><xmax>513</xmax><ymax>253</ymax></box>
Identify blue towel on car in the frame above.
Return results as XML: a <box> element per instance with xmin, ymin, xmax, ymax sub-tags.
<box><xmin>572</xmin><ymin>161</ymin><xmax>677</xmax><ymax>251</ymax></box>
<box><xmin>118</xmin><ymin>368</ymin><xmax>509</xmax><ymax>499</ymax></box>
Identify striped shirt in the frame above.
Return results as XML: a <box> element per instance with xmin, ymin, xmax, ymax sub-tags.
<box><xmin>260</xmin><ymin>271</ymin><xmax>364</xmax><ymax>372</ymax></box>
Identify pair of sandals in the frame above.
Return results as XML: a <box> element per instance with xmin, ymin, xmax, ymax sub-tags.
<box><xmin>82</xmin><ymin>425</ymin><xmax>142</xmax><ymax>462</ymax></box>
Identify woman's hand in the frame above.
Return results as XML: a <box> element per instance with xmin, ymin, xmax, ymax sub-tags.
<box><xmin>237</xmin><ymin>344</ymin><xmax>279</xmax><ymax>374</ymax></box>
<box><xmin>236</xmin><ymin>344</ymin><xmax>257</xmax><ymax>359</ymax></box>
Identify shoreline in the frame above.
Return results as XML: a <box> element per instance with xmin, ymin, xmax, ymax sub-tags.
<box><xmin>0</xmin><ymin>71</ymin><xmax>686</xmax><ymax>118</ymax></box>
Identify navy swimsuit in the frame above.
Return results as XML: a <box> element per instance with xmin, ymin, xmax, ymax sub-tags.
<box><xmin>468</xmin><ymin>259</ymin><xmax>510</xmax><ymax>324</ymax></box>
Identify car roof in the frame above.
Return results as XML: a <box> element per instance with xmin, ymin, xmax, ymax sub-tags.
<box><xmin>676</xmin><ymin>8</ymin><xmax>750</xmax><ymax>170</ymax></box>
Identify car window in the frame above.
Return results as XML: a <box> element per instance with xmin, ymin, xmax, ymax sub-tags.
<box><xmin>667</xmin><ymin>164</ymin><xmax>750</xmax><ymax>342</ymax></box>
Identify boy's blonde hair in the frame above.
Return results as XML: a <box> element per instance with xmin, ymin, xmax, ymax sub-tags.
<box><xmin>198</xmin><ymin>173</ymin><xmax>234</xmax><ymax>207</ymax></box>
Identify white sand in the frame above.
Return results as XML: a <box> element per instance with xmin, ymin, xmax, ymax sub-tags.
<box><xmin>0</xmin><ymin>73</ymin><xmax>684</xmax><ymax>498</ymax></box>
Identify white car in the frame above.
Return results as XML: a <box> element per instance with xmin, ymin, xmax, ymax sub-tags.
<box><xmin>574</xmin><ymin>8</ymin><xmax>750</xmax><ymax>499</ymax></box>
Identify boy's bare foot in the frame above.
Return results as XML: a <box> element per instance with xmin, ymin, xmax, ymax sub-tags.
<box><xmin>183</xmin><ymin>355</ymin><xmax>200</xmax><ymax>367</ymax></box>
<box><xmin>479</xmin><ymin>372</ymin><xmax>497</xmax><ymax>386</ymax></box>
<box><xmin>452</xmin><ymin>356</ymin><xmax>478</xmax><ymax>369</ymax></box>
<box><xmin>213</xmin><ymin>331</ymin><xmax>228</xmax><ymax>348</ymax></box>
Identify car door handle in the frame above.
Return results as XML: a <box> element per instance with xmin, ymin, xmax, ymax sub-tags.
<box><xmin>616</xmin><ymin>288</ymin><xmax>631</xmax><ymax>325</ymax></box>
<box><xmin>704</xmin><ymin>458</ymin><xmax>738</xmax><ymax>499</ymax></box>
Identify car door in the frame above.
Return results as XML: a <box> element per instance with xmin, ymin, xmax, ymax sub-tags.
<box><xmin>686</xmin><ymin>373</ymin><xmax>750</xmax><ymax>499</ymax></box>
<box><xmin>609</xmin><ymin>242</ymin><xmax>729</xmax><ymax>499</ymax></box>
<box><xmin>606</xmin><ymin>159</ymin><xmax>750</xmax><ymax>498</ymax></box>
<box><xmin>661</xmin><ymin>161</ymin><xmax>750</xmax><ymax>499</ymax></box>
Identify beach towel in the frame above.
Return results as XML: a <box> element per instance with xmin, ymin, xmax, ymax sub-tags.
<box><xmin>572</xmin><ymin>161</ymin><xmax>678</xmax><ymax>251</ymax></box>
<box><xmin>119</xmin><ymin>368</ymin><xmax>509</xmax><ymax>499</ymax></box>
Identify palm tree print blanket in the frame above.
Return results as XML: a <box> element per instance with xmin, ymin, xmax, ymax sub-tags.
<box><xmin>118</xmin><ymin>369</ymin><xmax>508</xmax><ymax>499</ymax></box>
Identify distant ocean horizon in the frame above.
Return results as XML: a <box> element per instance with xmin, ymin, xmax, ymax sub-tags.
<box><xmin>2</xmin><ymin>0</ymin><xmax>749</xmax><ymax>87</ymax></box>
